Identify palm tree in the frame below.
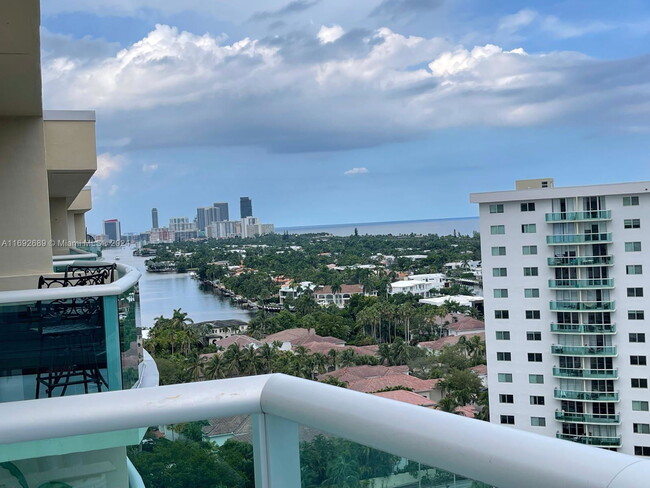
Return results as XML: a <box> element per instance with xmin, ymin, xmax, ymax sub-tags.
<box><xmin>331</xmin><ymin>281</ymin><xmax>343</xmax><ymax>306</ymax></box>
<box><xmin>257</xmin><ymin>342</ymin><xmax>277</xmax><ymax>374</ymax></box>
<box><xmin>327</xmin><ymin>349</ymin><xmax>339</xmax><ymax>370</ymax></box>
<box><xmin>184</xmin><ymin>351</ymin><xmax>204</xmax><ymax>382</ymax></box>
<box><xmin>204</xmin><ymin>354</ymin><xmax>226</xmax><ymax>380</ymax></box>
<box><xmin>311</xmin><ymin>352</ymin><xmax>328</xmax><ymax>377</ymax></box>
<box><xmin>242</xmin><ymin>345</ymin><xmax>262</xmax><ymax>375</ymax></box>
<box><xmin>223</xmin><ymin>343</ymin><xmax>245</xmax><ymax>376</ymax></box>
<box><xmin>378</xmin><ymin>343</ymin><xmax>392</xmax><ymax>366</ymax></box>
<box><xmin>436</xmin><ymin>396</ymin><xmax>459</xmax><ymax>413</ymax></box>
<box><xmin>340</xmin><ymin>349</ymin><xmax>356</xmax><ymax>368</ymax></box>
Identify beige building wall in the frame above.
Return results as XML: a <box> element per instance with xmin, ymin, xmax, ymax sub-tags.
<box><xmin>49</xmin><ymin>197</ymin><xmax>70</xmax><ymax>255</ymax></box>
<box><xmin>73</xmin><ymin>213</ymin><xmax>87</xmax><ymax>242</ymax></box>
<box><xmin>44</xmin><ymin>119</ymin><xmax>97</xmax><ymax>173</ymax></box>
<box><xmin>0</xmin><ymin>117</ymin><xmax>54</xmax><ymax>290</ymax></box>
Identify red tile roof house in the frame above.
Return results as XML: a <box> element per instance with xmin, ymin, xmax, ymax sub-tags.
<box><xmin>318</xmin><ymin>365</ymin><xmax>409</xmax><ymax>383</ymax></box>
<box><xmin>417</xmin><ymin>332</ymin><xmax>486</xmax><ymax>352</ymax></box>
<box><xmin>437</xmin><ymin>313</ymin><xmax>485</xmax><ymax>337</ymax></box>
<box><xmin>347</xmin><ymin>375</ymin><xmax>443</xmax><ymax>403</ymax></box>
<box><xmin>214</xmin><ymin>334</ymin><xmax>262</xmax><ymax>350</ymax></box>
<box><xmin>373</xmin><ymin>390</ymin><xmax>436</xmax><ymax>408</ymax></box>
<box><xmin>313</xmin><ymin>284</ymin><xmax>371</xmax><ymax>308</ymax></box>
<box><xmin>261</xmin><ymin>328</ymin><xmax>379</xmax><ymax>359</ymax></box>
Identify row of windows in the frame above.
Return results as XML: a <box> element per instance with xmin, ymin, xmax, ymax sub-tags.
<box><xmin>489</xmin><ymin>196</ymin><xmax>640</xmax><ymax>216</ymax></box>
<box><xmin>498</xmin><ymin>362</ymin><xmax>650</xmax><ymax>384</ymax></box>
<box><xmin>499</xmin><ymin>415</ymin><xmax>546</xmax><ymax>426</ymax></box>
<box><xmin>497</xmin><ymin>352</ymin><xmax>542</xmax><ymax>362</ymax></box>
<box><xmin>490</xmin><ymin>224</ymin><xmax>537</xmax><ymax>234</ymax></box>
<box><xmin>489</xmin><ymin>202</ymin><xmax>536</xmax><ymax>214</ymax></box>
<box><xmin>491</xmin><ymin>245</ymin><xmax>539</xmax><ymax>256</ymax></box>
<box><xmin>496</xmin><ymin>332</ymin><xmax>645</xmax><ymax>343</ymax></box>
<box><xmin>497</xmin><ymin>373</ymin><xmax>544</xmax><ymax>383</ymax></box>
<box><xmin>492</xmin><ymin>243</ymin><xmax>642</xmax><ymax>256</ymax></box>
<box><xmin>493</xmin><ymin>288</ymin><xmax>643</xmax><ymax>298</ymax></box>
<box><xmin>499</xmin><ymin>394</ymin><xmax>545</xmax><ymax>405</ymax></box>
<box><xmin>494</xmin><ymin>309</ymin><xmax>644</xmax><ymax>320</ymax></box>
<box><xmin>492</xmin><ymin>267</ymin><xmax>540</xmax><ymax>277</ymax></box>
<box><xmin>490</xmin><ymin>222</ymin><xmax>641</xmax><ymax>234</ymax></box>
<box><xmin>493</xmin><ymin>265</ymin><xmax>644</xmax><ymax>276</ymax></box>
<box><xmin>494</xmin><ymin>310</ymin><xmax>541</xmax><ymax>319</ymax></box>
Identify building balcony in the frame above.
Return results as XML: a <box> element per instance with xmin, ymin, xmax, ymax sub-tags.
<box><xmin>551</xmin><ymin>323</ymin><xmax>616</xmax><ymax>334</ymax></box>
<box><xmin>550</xmin><ymin>301</ymin><xmax>615</xmax><ymax>312</ymax></box>
<box><xmin>0</xmin><ymin>374</ymin><xmax>648</xmax><ymax>488</ymax></box>
<box><xmin>556</xmin><ymin>433</ymin><xmax>622</xmax><ymax>448</ymax></box>
<box><xmin>554</xmin><ymin>389</ymin><xmax>619</xmax><ymax>402</ymax></box>
<box><xmin>551</xmin><ymin>345</ymin><xmax>617</xmax><ymax>356</ymax></box>
<box><xmin>553</xmin><ymin>367</ymin><xmax>618</xmax><ymax>380</ymax></box>
<box><xmin>0</xmin><ymin>263</ymin><xmax>143</xmax><ymax>403</ymax></box>
<box><xmin>545</xmin><ymin>210</ymin><xmax>612</xmax><ymax>222</ymax></box>
<box><xmin>546</xmin><ymin>233</ymin><xmax>612</xmax><ymax>245</ymax></box>
<box><xmin>555</xmin><ymin>411</ymin><xmax>620</xmax><ymax>424</ymax></box>
<box><xmin>548</xmin><ymin>256</ymin><xmax>614</xmax><ymax>267</ymax></box>
<box><xmin>548</xmin><ymin>279</ymin><xmax>614</xmax><ymax>289</ymax></box>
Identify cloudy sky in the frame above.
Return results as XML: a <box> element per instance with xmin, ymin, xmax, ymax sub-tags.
<box><xmin>40</xmin><ymin>0</ymin><xmax>650</xmax><ymax>233</ymax></box>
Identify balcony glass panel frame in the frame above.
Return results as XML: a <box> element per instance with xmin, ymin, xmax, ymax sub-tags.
<box><xmin>554</xmin><ymin>389</ymin><xmax>620</xmax><ymax>402</ymax></box>
<box><xmin>552</xmin><ymin>367</ymin><xmax>618</xmax><ymax>379</ymax></box>
<box><xmin>551</xmin><ymin>345</ymin><xmax>617</xmax><ymax>356</ymax></box>
<box><xmin>547</xmin><ymin>256</ymin><xmax>614</xmax><ymax>267</ymax></box>
<box><xmin>550</xmin><ymin>301</ymin><xmax>615</xmax><ymax>312</ymax></box>
<box><xmin>545</xmin><ymin>210</ymin><xmax>612</xmax><ymax>222</ymax></box>
<box><xmin>546</xmin><ymin>233</ymin><xmax>613</xmax><ymax>245</ymax></box>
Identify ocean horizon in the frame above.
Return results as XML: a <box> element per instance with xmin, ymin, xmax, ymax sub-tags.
<box><xmin>277</xmin><ymin>216</ymin><xmax>480</xmax><ymax>237</ymax></box>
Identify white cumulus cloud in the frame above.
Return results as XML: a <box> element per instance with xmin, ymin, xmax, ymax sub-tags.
<box><xmin>94</xmin><ymin>152</ymin><xmax>125</xmax><ymax>179</ymax></box>
<box><xmin>344</xmin><ymin>167</ymin><xmax>369</xmax><ymax>175</ymax></box>
<box><xmin>317</xmin><ymin>24</ymin><xmax>344</xmax><ymax>44</ymax></box>
<box><xmin>40</xmin><ymin>24</ymin><xmax>650</xmax><ymax>153</ymax></box>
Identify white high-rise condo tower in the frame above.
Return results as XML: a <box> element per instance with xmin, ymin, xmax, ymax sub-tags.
<box><xmin>471</xmin><ymin>178</ymin><xmax>650</xmax><ymax>456</ymax></box>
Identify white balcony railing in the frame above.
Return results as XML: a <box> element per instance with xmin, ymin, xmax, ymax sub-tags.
<box><xmin>0</xmin><ymin>263</ymin><xmax>140</xmax><ymax>305</ymax></box>
<box><xmin>0</xmin><ymin>374</ymin><xmax>648</xmax><ymax>488</ymax></box>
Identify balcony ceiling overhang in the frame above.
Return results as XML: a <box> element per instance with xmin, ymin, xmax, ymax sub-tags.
<box><xmin>0</xmin><ymin>1</ymin><xmax>42</xmax><ymax>116</ymax></box>
<box><xmin>48</xmin><ymin>171</ymin><xmax>95</xmax><ymax>199</ymax></box>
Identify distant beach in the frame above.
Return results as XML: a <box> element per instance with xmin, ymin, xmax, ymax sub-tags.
<box><xmin>277</xmin><ymin>216</ymin><xmax>479</xmax><ymax>237</ymax></box>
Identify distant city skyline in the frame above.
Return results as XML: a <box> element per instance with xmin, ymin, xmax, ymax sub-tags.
<box><xmin>42</xmin><ymin>2</ymin><xmax>650</xmax><ymax>234</ymax></box>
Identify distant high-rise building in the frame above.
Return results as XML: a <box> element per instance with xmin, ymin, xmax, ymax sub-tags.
<box><xmin>213</xmin><ymin>202</ymin><xmax>229</xmax><ymax>222</ymax></box>
<box><xmin>196</xmin><ymin>207</ymin><xmax>211</xmax><ymax>231</ymax></box>
<box><xmin>169</xmin><ymin>217</ymin><xmax>195</xmax><ymax>232</ymax></box>
<box><xmin>103</xmin><ymin>219</ymin><xmax>121</xmax><ymax>242</ymax></box>
<box><xmin>240</xmin><ymin>197</ymin><xmax>253</xmax><ymax>219</ymax></box>
<box><xmin>151</xmin><ymin>208</ymin><xmax>159</xmax><ymax>229</ymax></box>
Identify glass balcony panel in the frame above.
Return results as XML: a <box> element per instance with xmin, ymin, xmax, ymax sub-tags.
<box><xmin>551</xmin><ymin>345</ymin><xmax>616</xmax><ymax>356</ymax></box>
<box><xmin>556</xmin><ymin>433</ymin><xmax>621</xmax><ymax>447</ymax></box>
<box><xmin>298</xmin><ymin>426</ymin><xmax>497</xmax><ymax>488</ymax></box>
<box><xmin>545</xmin><ymin>210</ymin><xmax>611</xmax><ymax>222</ymax></box>
<box><xmin>546</xmin><ymin>234</ymin><xmax>612</xmax><ymax>245</ymax></box>
<box><xmin>555</xmin><ymin>411</ymin><xmax>620</xmax><ymax>424</ymax></box>
<box><xmin>547</xmin><ymin>256</ymin><xmax>613</xmax><ymax>266</ymax></box>
<box><xmin>552</xmin><ymin>367</ymin><xmax>618</xmax><ymax>379</ymax></box>
<box><xmin>550</xmin><ymin>323</ymin><xmax>616</xmax><ymax>334</ymax></box>
<box><xmin>0</xmin><ymin>297</ymin><xmax>107</xmax><ymax>402</ymax></box>
<box><xmin>549</xmin><ymin>301</ymin><xmax>615</xmax><ymax>312</ymax></box>
<box><xmin>554</xmin><ymin>389</ymin><xmax>619</xmax><ymax>402</ymax></box>
<box><xmin>128</xmin><ymin>418</ymin><xmax>256</xmax><ymax>487</ymax></box>
<box><xmin>548</xmin><ymin>279</ymin><xmax>614</xmax><ymax>289</ymax></box>
<box><xmin>119</xmin><ymin>284</ymin><xmax>143</xmax><ymax>389</ymax></box>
